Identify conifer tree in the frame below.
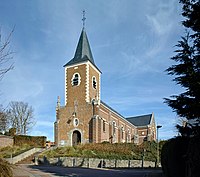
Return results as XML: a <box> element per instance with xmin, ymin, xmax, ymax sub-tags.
<box><xmin>165</xmin><ymin>0</ymin><xmax>200</xmax><ymax>136</ymax></box>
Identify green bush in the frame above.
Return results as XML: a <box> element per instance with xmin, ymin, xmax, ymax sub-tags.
<box><xmin>161</xmin><ymin>136</ymin><xmax>189</xmax><ymax>177</ymax></box>
<box><xmin>14</xmin><ymin>135</ymin><xmax>46</xmax><ymax>147</ymax></box>
<box><xmin>161</xmin><ymin>136</ymin><xmax>200</xmax><ymax>177</ymax></box>
<box><xmin>186</xmin><ymin>136</ymin><xmax>200</xmax><ymax>177</ymax></box>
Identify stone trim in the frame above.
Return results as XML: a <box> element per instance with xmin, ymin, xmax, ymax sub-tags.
<box><xmin>85</xmin><ymin>64</ymin><xmax>90</xmax><ymax>103</ymax></box>
<box><xmin>69</xmin><ymin>128</ymin><xmax>84</xmax><ymax>146</ymax></box>
<box><xmin>64</xmin><ymin>61</ymin><xmax>101</xmax><ymax>75</ymax></box>
<box><xmin>98</xmin><ymin>74</ymin><xmax>101</xmax><ymax>101</ymax></box>
<box><xmin>65</xmin><ymin>68</ymin><xmax>67</xmax><ymax>105</ymax></box>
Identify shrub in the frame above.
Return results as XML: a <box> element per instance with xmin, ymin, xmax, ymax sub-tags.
<box><xmin>41</xmin><ymin>142</ymin><xmax>158</xmax><ymax>161</ymax></box>
<box><xmin>0</xmin><ymin>158</ymin><xmax>13</xmax><ymax>177</ymax></box>
<box><xmin>161</xmin><ymin>136</ymin><xmax>189</xmax><ymax>177</ymax></box>
<box><xmin>186</xmin><ymin>136</ymin><xmax>200</xmax><ymax>177</ymax></box>
<box><xmin>14</xmin><ymin>135</ymin><xmax>46</xmax><ymax>147</ymax></box>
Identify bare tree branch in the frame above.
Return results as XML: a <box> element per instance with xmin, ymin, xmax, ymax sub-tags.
<box><xmin>0</xmin><ymin>27</ymin><xmax>15</xmax><ymax>80</ymax></box>
<box><xmin>0</xmin><ymin>105</ymin><xmax>9</xmax><ymax>133</ymax></box>
<box><xmin>7</xmin><ymin>101</ymin><xmax>35</xmax><ymax>135</ymax></box>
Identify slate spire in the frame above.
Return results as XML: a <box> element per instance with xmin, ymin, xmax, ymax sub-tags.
<box><xmin>73</xmin><ymin>28</ymin><xmax>94</xmax><ymax>63</ymax></box>
<box><xmin>64</xmin><ymin>28</ymin><xmax>95</xmax><ymax>67</ymax></box>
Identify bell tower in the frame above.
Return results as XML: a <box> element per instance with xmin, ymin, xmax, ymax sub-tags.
<box><xmin>54</xmin><ymin>11</ymin><xmax>102</xmax><ymax>146</ymax></box>
<box><xmin>63</xmin><ymin>28</ymin><xmax>101</xmax><ymax>107</ymax></box>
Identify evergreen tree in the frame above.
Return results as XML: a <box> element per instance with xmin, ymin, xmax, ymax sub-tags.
<box><xmin>165</xmin><ymin>0</ymin><xmax>200</xmax><ymax>136</ymax></box>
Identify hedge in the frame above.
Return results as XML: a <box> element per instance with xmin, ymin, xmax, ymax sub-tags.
<box><xmin>14</xmin><ymin>135</ymin><xmax>46</xmax><ymax>147</ymax></box>
<box><xmin>161</xmin><ymin>136</ymin><xmax>189</xmax><ymax>177</ymax></box>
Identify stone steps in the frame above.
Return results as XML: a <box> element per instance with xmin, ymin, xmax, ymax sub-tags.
<box><xmin>16</xmin><ymin>151</ymin><xmax>43</xmax><ymax>165</ymax></box>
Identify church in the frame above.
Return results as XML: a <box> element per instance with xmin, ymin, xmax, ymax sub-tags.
<box><xmin>54</xmin><ymin>25</ymin><xmax>157</xmax><ymax>146</ymax></box>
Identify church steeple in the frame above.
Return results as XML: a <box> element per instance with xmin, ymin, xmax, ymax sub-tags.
<box><xmin>64</xmin><ymin>28</ymin><xmax>95</xmax><ymax>67</ymax></box>
<box><xmin>73</xmin><ymin>28</ymin><xmax>94</xmax><ymax>64</ymax></box>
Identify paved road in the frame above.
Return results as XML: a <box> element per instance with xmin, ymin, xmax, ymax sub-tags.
<box><xmin>13</xmin><ymin>164</ymin><xmax>162</xmax><ymax>177</ymax></box>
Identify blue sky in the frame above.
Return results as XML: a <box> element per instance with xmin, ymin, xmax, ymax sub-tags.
<box><xmin>0</xmin><ymin>0</ymin><xmax>184</xmax><ymax>141</ymax></box>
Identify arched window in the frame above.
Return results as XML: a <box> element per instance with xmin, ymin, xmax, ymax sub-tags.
<box><xmin>127</xmin><ymin>129</ymin><xmax>130</xmax><ymax>142</ymax></box>
<box><xmin>73</xmin><ymin>74</ymin><xmax>79</xmax><ymax>86</ymax></box>
<box><xmin>92</xmin><ymin>76</ymin><xmax>97</xmax><ymax>89</ymax></box>
<box><xmin>103</xmin><ymin>120</ymin><xmax>106</xmax><ymax>132</ymax></box>
<box><xmin>71</xmin><ymin>73</ymin><xmax>81</xmax><ymax>86</ymax></box>
<box><xmin>113</xmin><ymin>121</ymin><xmax>116</xmax><ymax>135</ymax></box>
<box><xmin>121</xmin><ymin>126</ymin><xmax>124</xmax><ymax>139</ymax></box>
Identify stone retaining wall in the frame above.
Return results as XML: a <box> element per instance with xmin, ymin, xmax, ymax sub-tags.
<box><xmin>38</xmin><ymin>156</ymin><xmax>156</xmax><ymax>168</ymax></box>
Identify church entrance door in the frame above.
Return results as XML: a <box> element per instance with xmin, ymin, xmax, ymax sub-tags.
<box><xmin>72</xmin><ymin>130</ymin><xmax>81</xmax><ymax>146</ymax></box>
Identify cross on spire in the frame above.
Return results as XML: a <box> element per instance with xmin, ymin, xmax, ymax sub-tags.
<box><xmin>82</xmin><ymin>10</ymin><xmax>86</xmax><ymax>29</ymax></box>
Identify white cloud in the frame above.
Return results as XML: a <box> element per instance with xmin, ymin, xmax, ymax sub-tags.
<box><xmin>144</xmin><ymin>0</ymin><xmax>181</xmax><ymax>58</ymax></box>
<box><xmin>146</xmin><ymin>0</ymin><xmax>177</xmax><ymax>35</ymax></box>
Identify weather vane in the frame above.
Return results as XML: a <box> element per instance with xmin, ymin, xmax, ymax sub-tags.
<box><xmin>82</xmin><ymin>10</ymin><xmax>86</xmax><ymax>28</ymax></box>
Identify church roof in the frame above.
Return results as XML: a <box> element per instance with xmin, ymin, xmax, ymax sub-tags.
<box><xmin>100</xmin><ymin>101</ymin><xmax>124</xmax><ymax>118</ymax></box>
<box><xmin>126</xmin><ymin>114</ymin><xmax>152</xmax><ymax>127</ymax></box>
<box><xmin>64</xmin><ymin>28</ymin><xmax>96</xmax><ymax>68</ymax></box>
<box><xmin>101</xmin><ymin>100</ymin><xmax>153</xmax><ymax>127</ymax></box>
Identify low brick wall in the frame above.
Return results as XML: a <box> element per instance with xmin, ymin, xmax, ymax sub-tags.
<box><xmin>38</xmin><ymin>156</ymin><xmax>156</xmax><ymax>168</ymax></box>
<box><xmin>0</xmin><ymin>135</ymin><xmax>13</xmax><ymax>147</ymax></box>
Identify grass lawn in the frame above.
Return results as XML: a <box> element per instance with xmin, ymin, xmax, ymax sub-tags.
<box><xmin>0</xmin><ymin>144</ymin><xmax>32</xmax><ymax>158</ymax></box>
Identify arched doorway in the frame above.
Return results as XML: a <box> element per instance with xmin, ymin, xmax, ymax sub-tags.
<box><xmin>72</xmin><ymin>130</ymin><xmax>81</xmax><ymax>146</ymax></box>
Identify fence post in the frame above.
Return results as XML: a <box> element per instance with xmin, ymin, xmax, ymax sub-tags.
<box><xmin>87</xmin><ymin>158</ymin><xmax>89</xmax><ymax>168</ymax></box>
<box><xmin>128</xmin><ymin>160</ymin><xmax>130</xmax><ymax>168</ymax></box>
<box><xmin>115</xmin><ymin>159</ymin><xmax>117</xmax><ymax>168</ymax></box>
<box><xmin>73</xmin><ymin>158</ymin><xmax>76</xmax><ymax>167</ymax></box>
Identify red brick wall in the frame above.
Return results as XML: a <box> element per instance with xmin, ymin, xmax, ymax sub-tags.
<box><xmin>54</xmin><ymin>61</ymin><xmax>156</xmax><ymax>146</ymax></box>
<box><xmin>55</xmin><ymin>62</ymin><xmax>101</xmax><ymax>146</ymax></box>
<box><xmin>97</xmin><ymin>103</ymin><xmax>136</xmax><ymax>144</ymax></box>
<box><xmin>0</xmin><ymin>135</ymin><xmax>13</xmax><ymax>147</ymax></box>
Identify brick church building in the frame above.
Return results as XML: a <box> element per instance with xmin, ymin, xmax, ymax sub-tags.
<box><xmin>54</xmin><ymin>27</ymin><xmax>157</xmax><ymax>146</ymax></box>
